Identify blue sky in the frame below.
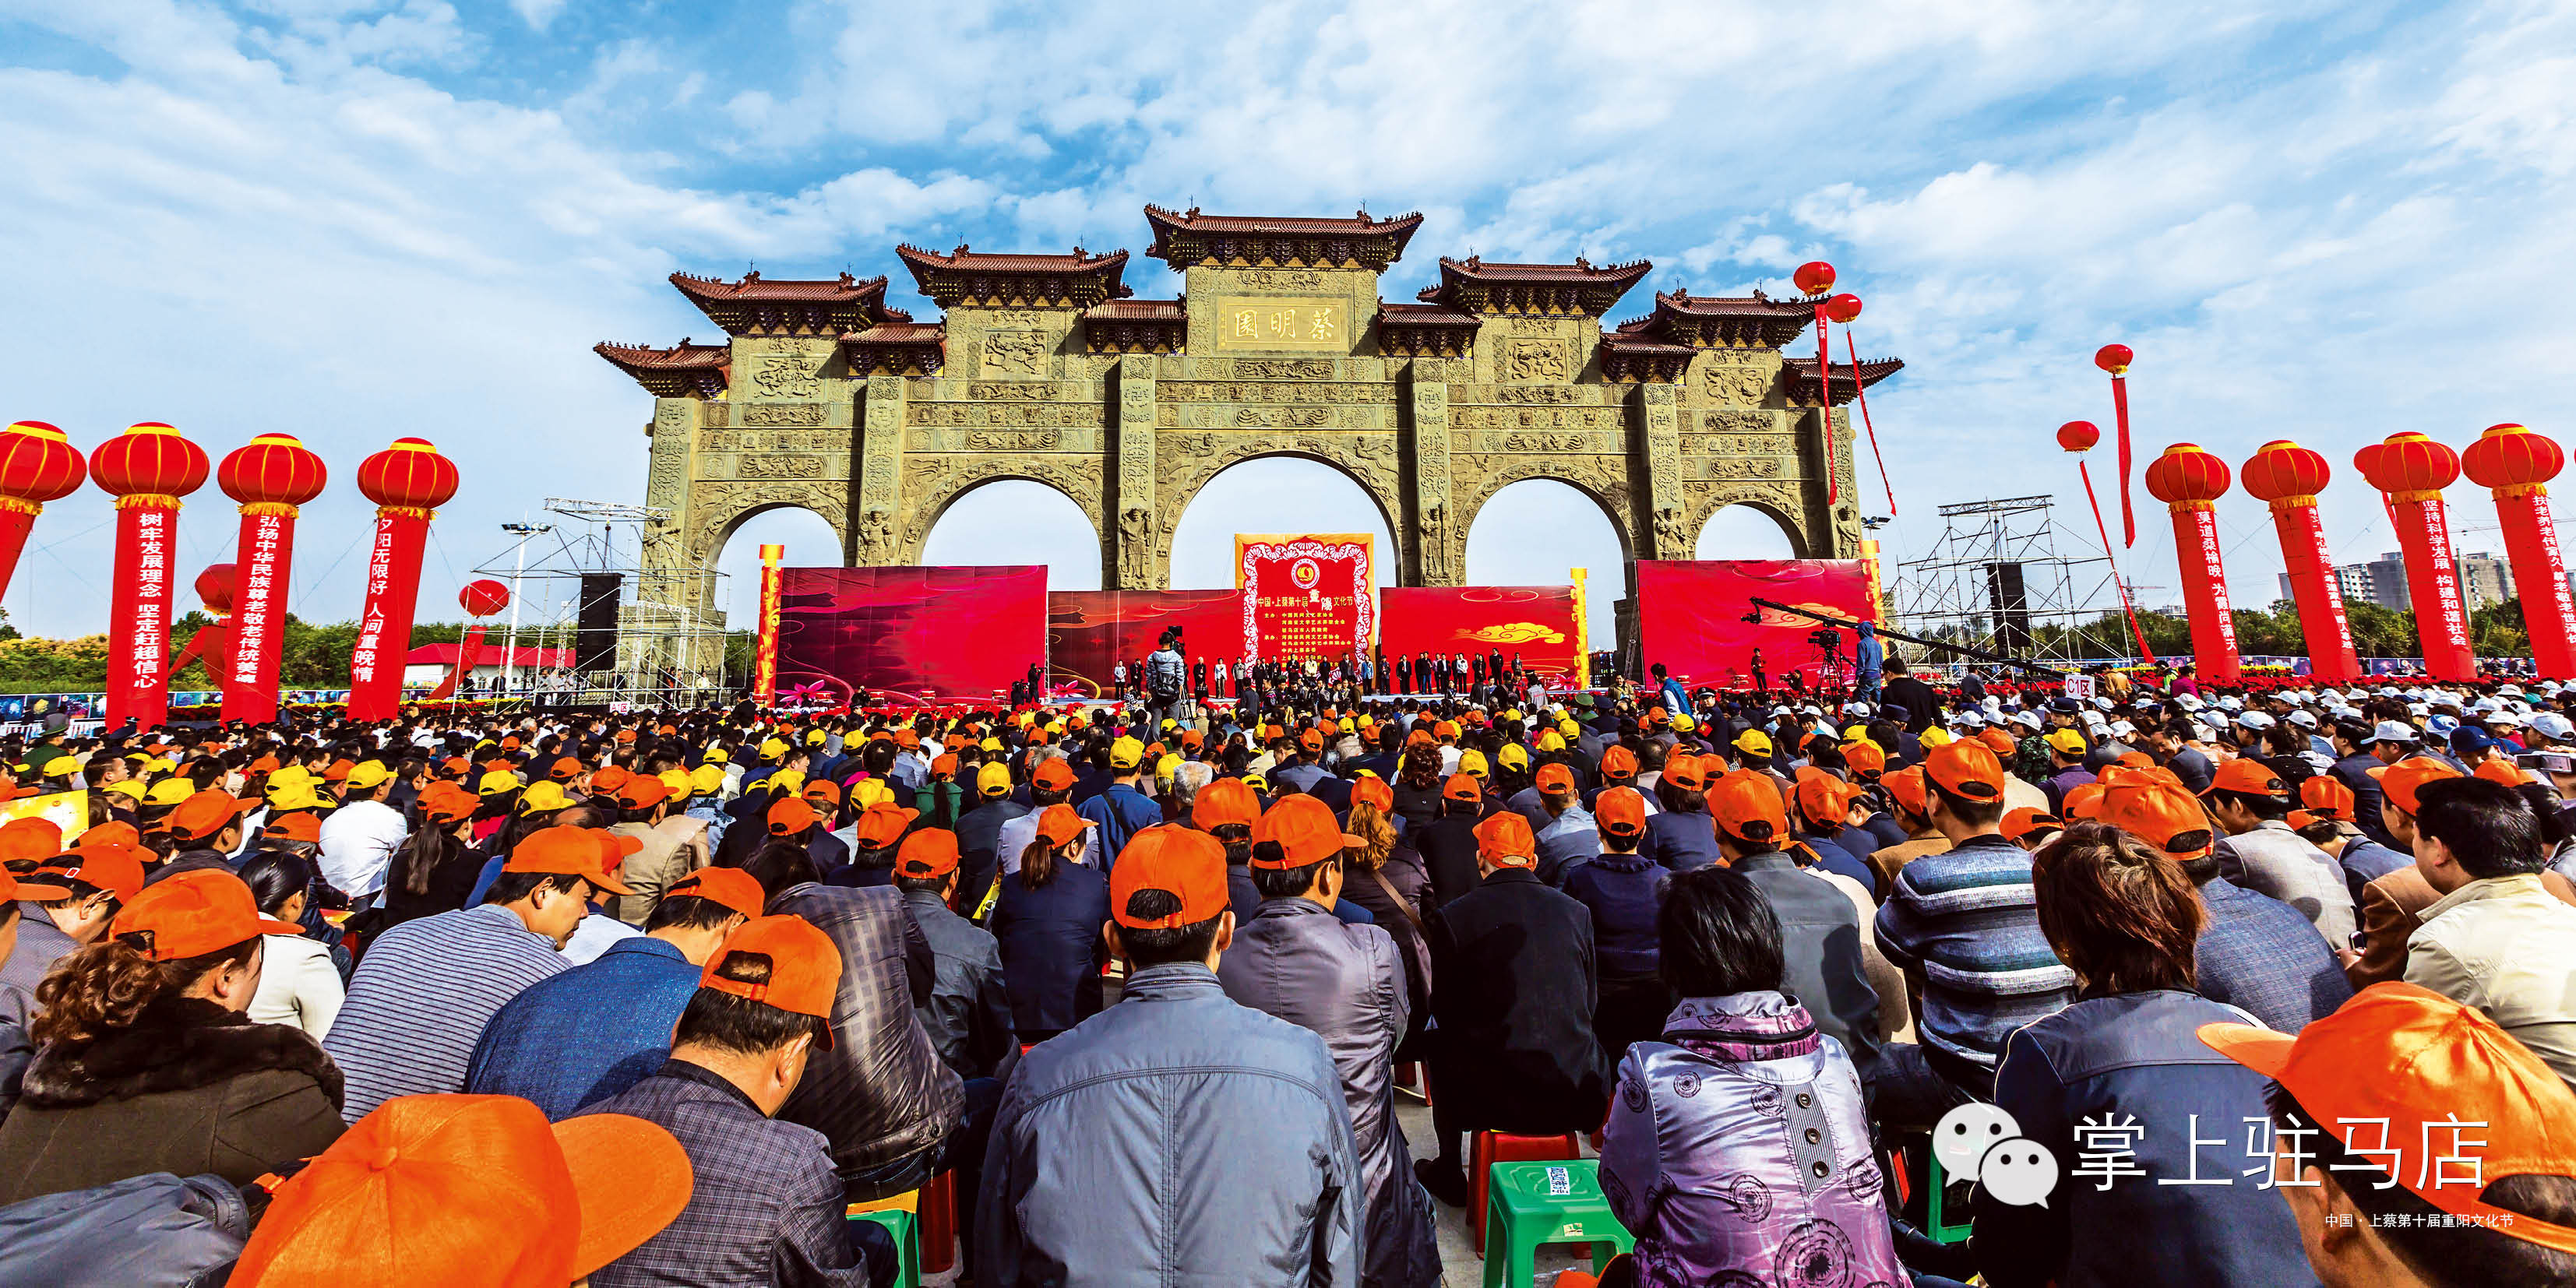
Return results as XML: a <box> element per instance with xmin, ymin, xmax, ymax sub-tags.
<box><xmin>2</xmin><ymin>0</ymin><xmax>2571</xmax><ymax>647</ymax></box>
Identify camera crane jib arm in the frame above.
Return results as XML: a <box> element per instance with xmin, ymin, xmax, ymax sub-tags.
<box><xmin>1740</xmin><ymin>598</ymin><xmax>2067</xmax><ymax>680</ymax></box>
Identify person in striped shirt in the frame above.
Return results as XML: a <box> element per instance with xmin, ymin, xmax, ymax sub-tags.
<box><xmin>322</xmin><ymin>825</ymin><xmax>635</xmax><ymax>1123</ymax></box>
<box><xmin>1871</xmin><ymin>740</ymin><xmax>2076</xmax><ymax>1125</ymax></box>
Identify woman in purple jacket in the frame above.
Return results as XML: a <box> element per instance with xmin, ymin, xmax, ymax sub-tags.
<box><xmin>1596</xmin><ymin>866</ymin><xmax>1905</xmax><ymax>1288</ymax></box>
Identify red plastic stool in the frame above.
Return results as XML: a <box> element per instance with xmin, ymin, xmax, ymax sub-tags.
<box><xmin>1468</xmin><ymin>1131</ymin><xmax>1582</xmax><ymax>1254</ymax></box>
<box><xmin>918</xmin><ymin>1170</ymin><xmax>957</xmax><ymax>1274</ymax></box>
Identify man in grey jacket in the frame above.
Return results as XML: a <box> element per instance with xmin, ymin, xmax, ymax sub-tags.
<box><xmin>1219</xmin><ymin>797</ymin><xmax>1440</xmax><ymax>1287</ymax></box>
<box><xmin>892</xmin><ymin>830</ymin><xmax>1014</xmax><ymax>1081</ymax></box>
<box><xmin>2205</xmin><ymin>758</ymin><xmax>2357</xmax><ymax>950</ymax></box>
<box><xmin>978</xmin><ymin>824</ymin><xmax>1363</xmax><ymax>1286</ymax></box>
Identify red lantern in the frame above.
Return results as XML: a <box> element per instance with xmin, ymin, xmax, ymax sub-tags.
<box><xmin>92</xmin><ymin>423</ymin><xmax>213</xmax><ymax>729</ymax></box>
<box><xmin>1792</xmin><ymin>261</ymin><xmax>1837</xmax><ymax>296</ymax></box>
<box><xmin>2352</xmin><ymin>440</ymin><xmax>2385</xmax><ymax>483</ymax></box>
<box><xmin>2054</xmin><ymin>419</ymin><xmax>2153</xmax><ymax>663</ymax></box>
<box><xmin>346</xmin><ymin>438</ymin><xmax>462</xmax><ymax>720</ymax></box>
<box><xmin>2360</xmin><ymin>432</ymin><xmax>2474</xmax><ymax>679</ymax></box>
<box><xmin>216</xmin><ymin>433</ymin><xmax>328</xmax><ymax>723</ymax></box>
<box><xmin>460</xmin><ymin>579</ymin><xmax>511</xmax><ymax>618</ymax></box>
<box><xmin>2144</xmin><ymin>444</ymin><xmax>2239</xmax><ymax>682</ymax></box>
<box><xmin>2056</xmin><ymin>421</ymin><xmax>2101</xmax><ymax>453</ymax></box>
<box><xmin>1824</xmin><ymin>293</ymin><xmax>1862</xmax><ymax>324</ymax></box>
<box><xmin>2243</xmin><ymin>440</ymin><xmax>2359</xmax><ymax>681</ymax></box>
<box><xmin>2464</xmin><ymin>424</ymin><xmax>2576</xmax><ymax>677</ymax></box>
<box><xmin>196</xmin><ymin>564</ymin><xmax>237</xmax><ymax>615</ymax></box>
<box><xmin>2094</xmin><ymin>343</ymin><xmax>2133</xmax><ymax>375</ymax></box>
<box><xmin>0</xmin><ymin>421</ymin><xmax>88</xmax><ymax>611</ymax></box>
<box><xmin>1788</xmin><ymin>264</ymin><xmax>1844</xmax><ymax>505</ymax></box>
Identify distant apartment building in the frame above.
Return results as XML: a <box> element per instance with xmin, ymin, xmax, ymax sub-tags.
<box><xmin>2454</xmin><ymin>551</ymin><xmax>2514</xmax><ymax>611</ymax></box>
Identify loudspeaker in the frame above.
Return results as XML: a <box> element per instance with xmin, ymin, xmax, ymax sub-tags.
<box><xmin>575</xmin><ymin>574</ymin><xmax>623</xmax><ymax>672</ymax></box>
<box><xmin>1986</xmin><ymin>561</ymin><xmax>2032</xmax><ymax>656</ymax></box>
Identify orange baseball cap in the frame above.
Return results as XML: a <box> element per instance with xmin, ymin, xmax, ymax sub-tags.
<box><xmin>2199</xmin><ymin>982</ymin><xmax>2576</xmax><ymax>1256</ymax></box>
<box><xmin>663</xmin><ymin>867</ymin><xmax>765</xmax><ymax>922</ymax></box>
<box><xmin>1708</xmin><ymin>769</ymin><xmax>1789</xmax><ymax>843</ymax></box>
<box><xmin>1662</xmin><ymin>754</ymin><xmax>1708</xmax><ymax>791</ymax></box>
<box><xmin>1032</xmin><ymin>759</ymin><xmax>1077</xmax><ymax>791</ymax></box>
<box><xmin>1250</xmin><ymin>795</ymin><xmax>1361</xmax><ymax>869</ymax></box>
<box><xmin>1926</xmin><ymin>741</ymin><xmax>2007</xmax><ymax>803</ymax></box>
<box><xmin>320</xmin><ymin>759</ymin><xmax>354</xmax><ymax>783</ymax></box>
<box><xmin>1841</xmin><ymin>740</ymin><xmax>1887</xmax><ymax>779</ymax></box>
<box><xmin>16</xmin><ymin>843</ymin><xmax>146</xmax><ymax>903</ymax></box>
<box><xmin>852</xmin><ymin>803</ymin><xmax>920</xmax><ymax>849</ymax></box>
<box><xmin>2061</xmin><ymin>782</ymin><xmax>2109</xmax><ymax>821</ymax></box>
<box><xmin>1795</xmin><ymin>772</ymin><xmax>1862</xmax><ymax>827</ymax></box>
<box><xmin>2370</xmin><ymin>756</ymin><xmax>2464</xmax><ymax>816</ymax></box>
<box><xmin>2098</xmin><ymin>780</ymin><xmax>2217</xmax><ymax>859</ymax></box>
<box><xmin>765</xmin><ymin>797</ymin><xmax>819</xmax><ymax>836</ymax></box>
<box><xmin>502</xmin><ymin>825</ymin><xmax>636</xmax><ymax>894</ymax></box>
<box><xmin>2473</xmin><ymin>758</ymin><xmax>2528</xmax><ymax>788</ymax></box>
<box><xmin>167</xmin><ymin>789</ymin><xmax>260</xmax><ymax>843</ymax></box>
<box><xmin>1978</xmin><ymin>728</ymin><xmax>2018</xmax><ymax>758</ymax></box>
<box><xmin>2298</xmin><ymin>775</ymin><xmax>2354</xmax><ymax>820</ymax></box>
<box><xmin>590</xmin><ymin>765</ymin><xmax>633</xmax><ymax>794</ymax></box>
<box><xmin>1600</xmin><ymin>744</ymin><xmax>1638</xmax><ymax>781</ymax></box>
<box><xmin>79</xmin><ymin>820</ymin><xmax>141</xmax><ymax>850</ymax></box>
<box><xmin>1881</xmin><ymin>766</ymin><xmax>1929</xmax><ymax>820</ymax></box>
<box><xmin>614</xmin><ymin>776</ymin><xmax>672</xmax><ymax>810</ymax></box>
<box><xmin>1441</xmin><ymin>772</ymin><xmax>1483</xmax><ymax>804</ymax></box>
<box><xmin>895</xmin><ymin>829</ymin><xmax>960</xmax><ymax>879</ymax></box>
<box><xmin>803</xmin><ymin>778</ymin><xmax>843</xmax><ymax>805</ymax></box>
<box><xmin>2000</xmin><ymin>808</ymin><xmax>2063</xmax><ymax>843</ymax></box>
<box><xmin>1348</xmin><ymin>776</ymin><xmax>1394</xmax><ymax>813</ymax></box>
<box><xmin>2200</xmin><ymin>758</ymin><xmax>2288</xmax><ymax>799</ymax></box>
<box><xmin>1298</xmin><ymin>728</ymin><xmax>1324</xmax><ymax>752</ymax></box>
<box><xmin>416</xmin><ymin>782</ymin><xmax>479</xmax><ymax>825</ymax></box>
<box><xmin>702</xmin><ymin>915</ymin><xmax>843</xmax><ymax>1042</ymax></box>
<box><xmin>230</xmin><ymin>1093</ymin><xmax>692</xmax><ymax>1286</ymax></box>
<box><xmin>1110</xmin><ymin>825</ymin><xmax>1229</xmax><ymax>928</ymax></box>
<box><xmin>1471</xmin><ymin>811</ymin><xmax>1538</xmax><ymax>867</ymax></box>
<box><xmin>1191</xmin><ymin>776</ymin><xmax>1260</xmax><ymax>830</ymax></box>
<box><xmin>929</xmin><ymin>753</ymin><xmax>959</xmax><ymax>780</ymax></box>
<box><xmin>1034</xmin><ymin>802</ymin><xmax>1097</xmax><ymax>847</ymax></box>
<box><xmin>1595</xmin><ymin>785</ymin><xmax>1647</xmax><ymax>839</ymax></box>
<box><xmin>110</xmin><ymin>868</ymin><xmax>300</xmax><ymax>960</ymax></box>
<box><xmin>548</xmin><ymin>756</ymin><xmax>585</xmax><ymax>780</ymax></box>
<box><xmin>263</xmin><ymin>812</ymin><xmax>322</xmax><ymax>843</ymax></box>
<box><xmin>1535</xmin><ymin>762</ymin><xmax>1576</xmax><ymax>793</ymax></box>
<box><xmin>0</xmin><ymin>817</ymin><xmax>61</xmax><ymax>865</ymax></box>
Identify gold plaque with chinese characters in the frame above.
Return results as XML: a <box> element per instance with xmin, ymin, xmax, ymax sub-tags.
<box><xmin>1214</xmin><ymin>297</ymin><xmax>1346</xmax><ymax>352</ymax></box>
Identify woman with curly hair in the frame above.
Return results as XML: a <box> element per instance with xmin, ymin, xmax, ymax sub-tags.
<box><xmin>0</xmin><ymin>868</ymin><xmax>344</xmax><ymax>1204</ymax></box>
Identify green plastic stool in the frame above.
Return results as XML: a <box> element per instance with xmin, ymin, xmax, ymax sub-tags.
<box><xmin>1481</xmin><ymin>1160</ymin><xmax>1633</xmax><ymax>1288</ymax></box>
<box><xmin>848</xmin><ymin>1207</ymin><xmax>921</xmax><ymax>1288</ymax></box>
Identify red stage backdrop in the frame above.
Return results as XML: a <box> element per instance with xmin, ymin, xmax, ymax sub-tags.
<box><xmin>1236</xmin><ymin>533</ymin><xmax>1374</xmax><ymax>663</ymax></box>
<box><xmin>774</xmin><ymin>566</ymin><xmax>1047</xmax><ymax>704</ymax></box>
<box><xmin>1635</xmin><ymin>559</ymin><xmax>1877</xmax><ymax>690</ymax></box>
<box><xmin>1048</xmin><ymin>589</ymin><xmax>1246</xmax><ymax>697</ymax></box>
<box><xmin>1380</xmin><ymin>586</ymin><xmax>1584</xmax><ymax>684</ymax></box>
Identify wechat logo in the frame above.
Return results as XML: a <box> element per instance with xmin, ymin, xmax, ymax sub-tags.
<box><xmin>1935</xmin><ymin>1103</ymin><xmax>2060</xmax><ymax>1207</ymax></box>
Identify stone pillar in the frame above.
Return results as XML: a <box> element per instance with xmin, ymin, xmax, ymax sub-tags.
<box><xmin>1112</xmin><ymin>354</ymin><xmax>1159</xmax><ymax>588</ymax></box>
<box><xmin>623</xmin><ymin>397</ymin><xmax>703</xmax><ymax>681</ymax></box>
<box><xmin>856</xmin><ymin>374</ymin><xmax>906</xmax><ymax>566</ymax></box>
<box><xmin>1634</xmin><ymin>383</ymin><xmax>1689</xmax><ymax>559</ymax></box>
<box><xmin>1408</xmin><ymin>377</ymin><xmax>1456</xmax><ymax>586</ymax></box>
<box><xmin>1808</xmin><ymin>406</ymin><xmax>1859</xmax><ymax>558</ymax></box>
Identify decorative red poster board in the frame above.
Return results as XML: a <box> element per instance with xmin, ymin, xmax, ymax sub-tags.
<box><xmin>1048</xmin><ymin>590</ymin><xmax>1246</xmax><ymax>697</ymax></box>
<box><xmin>1634</xmin><ymin>559</ymin><xmax>1876</xmax><ymax>690</ymax></box>
<box><xmin>1235</xmin><ymin>533</ymin><xmax>1374</xmax><ymax>663</ymax></box>
<box><xmin>774</xmin><ymin>565</ymin><xmax>1047</xmax><ymax>705</ymax></box>
<box><xmin>1379</xmin><ymin>586</ymin><xmax>1584</xmax><ymax>684</ymax></box>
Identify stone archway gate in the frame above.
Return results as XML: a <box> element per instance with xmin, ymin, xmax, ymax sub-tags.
<box><xmin>597</xmin><ymin>206</ymin><xmax>1901</xmax><ymax>656</ymax></box>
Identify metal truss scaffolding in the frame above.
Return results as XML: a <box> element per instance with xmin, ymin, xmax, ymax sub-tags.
<box><xmin>467</xmin><ymin>498</ymin><xmax>733</xmax><ymax>707</ymax></box>
<box><xmin>1888</xmin><ymin>495</ymin><xmax>2135</xmax><ymax>674</ymax></box>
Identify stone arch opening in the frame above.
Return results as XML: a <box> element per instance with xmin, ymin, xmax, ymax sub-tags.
<box><xmin>917</xmin><ymin>477</ymin><xmax>1105</xmax><ymax>589</ymax></box>
<box><xmin>711</xmin><ymin>504</ymin><xmax>844</xmax><ymax>627</ymax></box>
<box><xmin>1463</xmin><ymin>477</ymin><xmax>1630</xmax><ymax>643</ymax></box>
<box><xmin>1165</xmin><ymin>454</ymin><xmax>1401</xmax><ymax>590</ymax></box>
<box><xmin>1694</xmin><ymin>498</ymin><xmax>1808</xmax><ymax>560</ymax></box>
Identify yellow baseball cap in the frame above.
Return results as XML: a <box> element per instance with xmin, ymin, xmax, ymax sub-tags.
<box><xmin>346</xmin><ymin>761</ymin><xmax>395</xmax><ymax>790</ymax></box>
<box><xmin>688</xmin><ymin>765</ymin><xmax>725</xmax><ymax>795</ymax></box>
<box><xmin>147</xmin><ymin>778</ymin><xmax>199</xmax><ymax>806</ymax></box>
<box><xmin>976</xmin><ymin>762</ymin><xmax>1012</xmax><ymax>797</ymax></box>
<box><xmin>770</xmin><ymin>768</ymin><xmax>805</xmax><ymax>793</ymax></box>
<box><xmin>104</xmin><ymin>779</ymin><xmax>148</xmax><ymax>801</ymax></box>
<box><xmin>1110</xmin><ymin>737</ymin><xmax>1145</xmax><ymax>769</ymax></box>
<box><xmin>477</xmin><ymin>769</ymin><xmax>523</xmax><ymax>796</ymax></box>
<box><xmin>1498</xmin><ymin>744</ymin><xmax>1530</xmax><ymax>770</ymax></box>
<box><xmin>2045</xmin><ymin>728</ymin><xmax>2088</xmax><ymax>755</ymax></box>
<box><xmin>517</xmin><ymin>782</ymin><xmax>571</xmax><ymax>815</ymax></box>
<box><xmin>759</xmin><ymin>738</ymin><xmax>788</xmax><ymax>760</ymax></box>
<box><xmin>1459</xmin><ymin>749</ymin><xmax>1489</xmax><ymax>778</ymax></box>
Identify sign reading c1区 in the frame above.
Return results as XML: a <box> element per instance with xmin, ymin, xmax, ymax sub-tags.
<box><xmin>1235</xmin><ymin>533</ymin><xmax>1374</xmax><ymax>664</ymax></box>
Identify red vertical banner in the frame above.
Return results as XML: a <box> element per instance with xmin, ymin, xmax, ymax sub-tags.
<box><xmin>345</xmin><ymin>512</ymin><xmax>427</xmax><ymax>720</ymax></box>
<box><xmin>226</xmin><ymin>510</ymin><xmax>294</xmax><ymax>723</ymax></box>
<box><xmin>2170</xmin><ymin>505</ymin><xmax>2243</xmax><ymax>682</ymax></box>
<box><xmin>113</xmin><ymin>505</ymin><xmax>180</xmax><ymax>727</ymax></box>
<box><xmin>2271</xmin><ymin>502</ymin><xmax>2362</xmax><ymax>681</ymax></box>
<box><xmin>2393</xmin><ymin>497</ymin><xmax>2477</xmax><ymax>679</ymax></box>
<box><xmin>753</xmin><ymin>543</ymin><xmax>784</xmax><ymax>706</ymax></box>
<box><xmin>2497</xmin><ymin>491</ymin><xmax>2576</xmax><ymax>678</ymax></box>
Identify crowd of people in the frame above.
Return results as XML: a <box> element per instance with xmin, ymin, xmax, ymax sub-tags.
<box><xmin>0</xmin><ymin>652</ymin><xmax>2570</xmax><ymax>1286</ymax></box>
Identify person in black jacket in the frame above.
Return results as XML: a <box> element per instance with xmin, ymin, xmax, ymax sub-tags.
<box><xmin>1880</xmin><ymin>654</ymin><xmax>1942</xmax><ymax>734</ymax></box>
<box><xmin>1415</xmin><ymin>811</ymin><xmax>1608</xmax><ymax>1209</ymax></box>
<box><xmin>1411</xmin><ymin>774</ymin><xmax>1485</xmax><ymax>910</ymax></box>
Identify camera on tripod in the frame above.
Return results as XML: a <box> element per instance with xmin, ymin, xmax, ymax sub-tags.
<box><xmin>1807</xmin><ymin>627</ymin><xmax>1843</xmax><ymax>653</ymax></box>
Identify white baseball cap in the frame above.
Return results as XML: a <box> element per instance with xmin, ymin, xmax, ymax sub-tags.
<box><xmin>2370</xmin><ymin>720</ymin><xmax>2419</xmax><ymax>744</ymax></box>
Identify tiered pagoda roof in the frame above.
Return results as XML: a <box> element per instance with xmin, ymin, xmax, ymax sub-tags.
<box><xmin>896</xmin><ymin>245</ymin><xmax>1133</xmax><ymax>308</ymax></box>
<box><xmin>1375</xmin><ymin>302</ymin><xmax>1480</xmax><ymax>357</ymax></box>
<box><xmin>1619</xmin><ymin>290</ymin><xmax>1820</xmax><ymax>349</ymax></box>
<box><xmin>667</xmin><ymin>271</ymin><xmax>905</xmax><ymax>336</ymax></box>
<box><xmin>1082</xmin><ymin>298</ymin><xmax>1186</xmax><ymax>354</ymax></box>
<box><xmin>1418</xmin><ymin>255</ymin><xmax>1653</xmax><ymax>317</ymax></box>
<box><xmin>1780</xmin><ymin>354</ymin><xmax>1905</xmax><ymax>406</ymax></box>
<box><xmin>840</xmin><ymin>322</ymin><xmax>947</xmax><ymax>376</ymax></box>
<box><xmin>1595</xmin><ymin>331</ymin><xmax>1697</xmax><ymax>384</ymax></box>
<box><xmin>1144</xmin><ymin>205</ymin><xmax>1423</xmax><ymax>270</ymax></box>
<box><xmin>594</xmin><ymin>340</ymin><xmax>729</xmax><ymax>397</ymax></box>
